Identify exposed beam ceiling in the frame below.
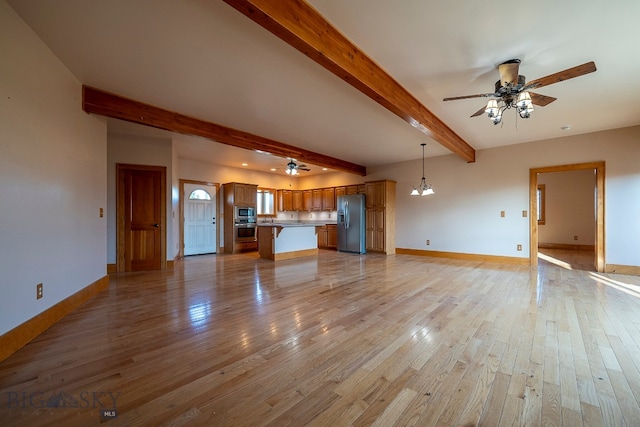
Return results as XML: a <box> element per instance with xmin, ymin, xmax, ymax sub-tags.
<box><xmin>223</xmin><ymin>0</ymin><xmax>475</xmax><ymax>163</ymax></box>
<box><xmin>82</xmin><ymin>86</ymin><xmax>367</xmax><ymax>176</ymax></box>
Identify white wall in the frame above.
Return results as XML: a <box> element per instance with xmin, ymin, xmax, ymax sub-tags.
<box><xmin>538</xmin><ymin>169</ymin><xmax>596</xmax><ymax>245</ymax></box>
<box><xmin>106</xmin><ymin>133</ymin><xmax>174</xmax><ymax>264</ymax></box>
<box><xmin>0</xmin><ymin>1</ymin><xmax>107</xmax><ymax>335</ymax></box>
<box><xmin>367</xmin><ymin>126</ymin><xmax>640</xmax><ymax>266</ymax></box>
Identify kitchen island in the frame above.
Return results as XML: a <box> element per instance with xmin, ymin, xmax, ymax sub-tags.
<box><xmin>257</xmin><ymin>222</ymin><xmax>333</xmax><ymax>261</ymax></box>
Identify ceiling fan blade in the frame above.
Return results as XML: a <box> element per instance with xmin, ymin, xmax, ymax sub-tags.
<box><xmin>470</xmin><ymin>105</ymin><xmax>486</xmax><ymax>118</ymax></box>
<box><xmin>529</xmin><ymin>92</ymin><xmax>557</xmax><ymax>106</ymax></box>
<box><xmin>443</xmin><ymin>93</ymin><xmax>497</xmax><ymax>102</ymax></box>
<box><xmin>524</xmin><ymin>61</ymin><xmax>596</xmax><ymax>90</ymax></box>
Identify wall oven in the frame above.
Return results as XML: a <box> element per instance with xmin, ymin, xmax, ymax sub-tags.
<box><xmin>234</xmin><ymin>223</ymin><xmax>257</xmax><ymax>243</ymax></box>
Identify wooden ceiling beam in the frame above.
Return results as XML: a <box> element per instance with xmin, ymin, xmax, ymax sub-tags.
<box><xmin>223</xmin><ymin>0</ymin><xmax>475</xmax><ymax>163</ymax></box>
<box><xmin>82</xmin><ymin>85</ymin><xmax>367</xmax><ymax>176</ymax></box>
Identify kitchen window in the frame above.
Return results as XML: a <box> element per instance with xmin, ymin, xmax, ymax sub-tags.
<box><xmin>257</xmin><ymin>188</ymin><xmax>275</xmax><ymax>216</ymax></box>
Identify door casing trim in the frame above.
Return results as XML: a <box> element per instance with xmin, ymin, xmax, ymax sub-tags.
<box><xmin>529</xmin><ymin>161</ymin><xmax>605</xmax><ymax>272</ymax></box>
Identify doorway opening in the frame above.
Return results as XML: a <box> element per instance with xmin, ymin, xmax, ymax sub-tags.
<box><xmin>529</xmin><ymin>162</ymin><xmax>605</xmax><ymax>272</ymax></box>
<box><xmin>179</xmin><ymin>180</ymin><xmax>220</xmax><ymax>258</ymax></box>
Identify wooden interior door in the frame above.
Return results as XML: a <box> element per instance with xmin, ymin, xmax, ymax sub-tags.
<box><xmin>117</xmin><ymin>164</ymin><xmax>166</xmax><ymax>272</ymax></box>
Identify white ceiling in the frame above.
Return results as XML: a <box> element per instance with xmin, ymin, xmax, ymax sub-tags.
<box><xmin>8</xmin><ymin>0</ymin><xmax>640</xmax><ymax>176</ymax></box>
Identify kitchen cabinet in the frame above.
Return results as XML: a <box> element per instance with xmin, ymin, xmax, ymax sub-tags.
<box><xmin>366</xmin><ymin>209</ymin><xmax>386</xmax><ymax>252</ymax></box>
<box><xmin>274</xmin><ymin>183</ymin><xmax>365</xmax><ymax>212</ymax></box>
<box><xmin>224</xmin><ymin>182</ymin><xmax>258</xmax><ymax>207</ymax></box>
<box><xmin>228</xmin><ymin>182</ymin><xmax>257</xmax><ymax>206</ymax></box>
<box><xmin>292</xmin><ymin>190</ymin><xmax>303</xmax><ymax>211</ymax></box>
<box><xmin>317</xmin><ymin>224</ymin><xmax>337</xmax><ymax>249</ymax></box>
<box><xmin>322</xmin><ymin>187</ymin><xmax>336</xmax><ymax>211</ymax></box>
<box><xmin>327</xmin><ymin>224</ymin><xmax>337</xmax><ymax>248</ymax></box>
<box><xmin>277</xmin><ymin>189</ymin><xmax>292</xmax><ymax>211</ymax></box>
<box><xmin>317</xmin><ymin>226</ymin><xmax>327</xmax><ymax>248</ymax></box>
<box><xmin>346</xmin><ymin>185</ymin><xmax>359</xmax><ymax>195</ymax></box>
<box><xmin>302</xmin><ymin>190</ymin><xmax>312</xmax><ymax>211</ymax></box>
<box><xmin>365</xmin><ymin>180</ymin><xmax>387</xmax><ymax>208</ymax></box>
<box><xmin>364</xmin><ymin>180</ymin><xmax>395</xmax><ymax>254</ymax></box>
<box><xmin>311</xmin><ymin>189</ymin><xmax>323</xmax><ymax>211</ymax></box>
<box><xmin>223</xmin><ymin>182</ymin><xmax>258</xmax><ymax>254</ymax></box>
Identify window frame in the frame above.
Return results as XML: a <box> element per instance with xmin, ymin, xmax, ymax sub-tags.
<box><xmin>257</xmin><ymin>187</ymin><xmax>276</xmax><ymax>217</ymax></box>
<box><xmin>537</xmin><ymin>184</ymin><xmax>546</xmax><ymax>225</ymax></box>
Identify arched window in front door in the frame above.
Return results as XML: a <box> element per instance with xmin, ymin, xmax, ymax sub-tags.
<box><xmin>188</xmin><ymin>189</ymin><xmax>212</xmax><ymax>200</ymax></box>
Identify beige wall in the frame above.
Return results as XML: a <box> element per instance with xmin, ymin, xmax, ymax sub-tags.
<box><xmin>0</xmin><ymin>1</ymin><xmax>107</xmax><ymax>335</ymax></box>
<box><xmin>367</xmin><ymin>126</ymin><xmax>639</xmax><ymax>266</ymax></box>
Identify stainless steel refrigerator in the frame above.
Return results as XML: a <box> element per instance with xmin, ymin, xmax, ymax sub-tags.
<box><xmin>337</xmin><ymin>194</ymin><xmax>366</xmax><ymax>254</ymax></box>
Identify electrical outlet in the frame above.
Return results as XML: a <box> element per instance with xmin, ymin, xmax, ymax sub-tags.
<box><xmin>36</xmin><ymin>283</ymin><xmax>43</xmax><ymax>299</ymax></box>
<box><xmin>574</xmin><ymin>235</ymin><xmax>578</xmax><ymax>240</ymax></box>
<box><xmin>501</xmin><ymin>211</ymin><xmax>505</xmax><ymax>218</ymax></box>
<box><xmin>426</xmin><ymin>239</ymin><xmax>430</xmax><ymax>246</ymax></box>
<box><xmin>522</xmin><ymin>210</ymin><xmax>527</xmax><ymax>217</ymax></box>
<box><xmin>517</xmin><ymin>244</ymin><xmax>522</xmax><ymax>251</ymax></box>
<box><xmin>99</xmin><ymin>207</ymin><xmax>104</xmax><ymax>218</ymax></box>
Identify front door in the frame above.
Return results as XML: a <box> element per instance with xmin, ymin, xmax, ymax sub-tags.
<box><xmin>117</xmin><ymin>164</ymin><xmax>166</xmax><ymax>272</ymax></box>
<box><xmin>184</xmin><ymin>183</ymin><xmax>217</xmax><ymax>255</ymax></box>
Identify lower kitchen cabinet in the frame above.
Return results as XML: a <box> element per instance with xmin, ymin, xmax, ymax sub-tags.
<box><xmin>317</xmin><ymin>224</ymin><xmax>337</xmax><ymax>250</ymax></box>
<box><xmin>327</xmin><ymin>224</ymin><xmax>337</xmax><ymax>248</ymax></box>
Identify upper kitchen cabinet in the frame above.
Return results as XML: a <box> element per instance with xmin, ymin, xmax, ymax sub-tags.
<box><xmin>277</xmin><ymin>189</ymin><xmax>293</xmax><ymax>211</ymax></box>
<box><xmin>302</xmin><ymin>190</ymin><xmax>312</xmax><ymax>211</ymax></box>
<box><xmin>292</xmin><ymin>190</ymin><xmax>303</xmax><ymax>211</ymax></box>
<box><xmin>335</xmin><ymin>186</ymin><xmax>346</xmax><ymax>198</ymax></box>
<box><xmin>225</xmin><ymin>182</ymin><xmax>257</xmax><ymax>207</ymax></box>
<box><xmin>322</xmin><ymin>187</ymin><xmax>336</xmax><ymax>211</ymax></box>
<box><xmin>365</xmin><ymin>181</ymin><xmax>388</xmax><ymax>209</ymax></box>
<box><xmin>311</xmin><ymin>189</ymin><xmax>323</xmax><ymax>211</ymax></box>
<box><xmin>277</xmin><ymin>190</ymin><xmax>304</xmax><ymax>211</ymax></box>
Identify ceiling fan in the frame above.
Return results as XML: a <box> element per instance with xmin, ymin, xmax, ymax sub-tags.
<box><xmin>443</xmin><ymin>59</ymin><xmax>597</xmax><ymax>124</ymax></box>
<box><xmin>285</xmin><ymin>159</ymin><xmax>310</xmax><ymax>175</ymax></box>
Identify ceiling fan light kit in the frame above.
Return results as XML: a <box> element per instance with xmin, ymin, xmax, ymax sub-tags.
<box><xmin>284</xmin><ymin>159</ymin><xmax>309</xmax><ymax>175</ymax></box>
<box><xmin>444</xmin><ymin>59</ymin><xmax>596</xmax><ymax>126</ymax></box>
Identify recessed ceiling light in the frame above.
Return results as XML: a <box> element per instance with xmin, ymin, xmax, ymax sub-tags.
<box><xmin>241</xmin><ymin>163</ymin><xmax>248</xmax><ymax>167</ymax></box>
<box><xmin>561</xmin><ymin>125</ymin><xmax>572</xmax><ymax>131</ymax></box>
<box><xmin>270</xmin><ymin>168</ymin><xmax>276</xmax><ymax>171</ymax></box>
<box><xmin>322</xmin><ymin>168</ymin><xmax>328</xmax><ymax>171</ymax></box>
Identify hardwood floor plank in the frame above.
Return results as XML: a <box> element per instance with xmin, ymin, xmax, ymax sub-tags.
<box><xmin>1</xmin><ymin>250</ymin><xmax>640</xmax><ymax>425</ymax></box>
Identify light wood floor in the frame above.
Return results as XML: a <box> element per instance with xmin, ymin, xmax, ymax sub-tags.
<box><xmin>2</xmin><ymin>250</ymin><xmax>640</xmax><ymax>426</ymax></box>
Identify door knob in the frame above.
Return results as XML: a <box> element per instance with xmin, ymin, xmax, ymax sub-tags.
<box><xmin>153</xmin><ymin>224</ymin><xmax>160</xmax><ymax>227</ymax></box>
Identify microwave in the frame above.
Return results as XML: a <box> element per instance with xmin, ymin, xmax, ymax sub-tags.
<box><xmin>234</xmin><ymin>206</ymin><xmax>256</xmax><ymax>222</ymax></box>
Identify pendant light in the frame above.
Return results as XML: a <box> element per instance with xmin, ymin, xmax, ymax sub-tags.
<box><xmin>411</xmin><ymin>143</ymin><xmax>434</xmax><ymax>196</ymax></box>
